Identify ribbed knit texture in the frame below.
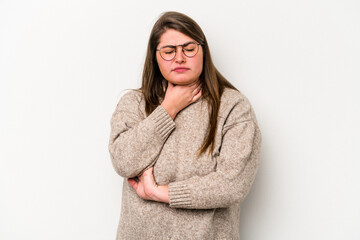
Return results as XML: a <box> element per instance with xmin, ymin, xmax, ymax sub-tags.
<box><xmin>109</xmin><ymin>87</ymin><xmax>262</xmax><ymax>240</ymax></box>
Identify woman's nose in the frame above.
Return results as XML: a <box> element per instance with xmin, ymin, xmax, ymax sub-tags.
<box><xmin>174</xmin><ymin>47</ymin><xmax>186</xmax><ymax>63</ymax></box>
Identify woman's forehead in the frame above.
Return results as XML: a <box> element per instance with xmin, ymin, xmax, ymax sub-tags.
<box><xmin>158</xmin><ymin>29</ymin><xmax>195</xmax><ymax>47</ymax></box>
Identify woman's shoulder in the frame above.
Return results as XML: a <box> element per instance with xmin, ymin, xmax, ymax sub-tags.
<box><xmin>114</xmin><ymin>89</ymin><xmax>145</xmax><ymax>114</ymax></box>
<box><xmin>219</xmin><ymin>87</ymin><xmax>257</xmax><ymax>122</ymax></box>
<box><xmin>118</xmin><ymin>89</ymin><xmax>143</xmax><ymax>106</ymax></box>
<box><xmin>119</xmin><ymin>89</ymin><xmax>143</xmax><ymax>103</ymax></box>
<box><xmin>221</xmin><ymin>87</ymin><xmax>252</xmax><ymax>107</ymax></box>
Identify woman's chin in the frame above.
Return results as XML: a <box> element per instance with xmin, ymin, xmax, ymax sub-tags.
<box><xmin>167</xmin><ymin>78</ymin><xmax>198</xmax><ymax>86</ymax></box>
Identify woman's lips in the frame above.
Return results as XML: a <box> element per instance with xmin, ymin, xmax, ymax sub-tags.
<box><xmin>173</xmin><ymin>67</ymin><xmax>189</xmax><ymax>73</ymax></box>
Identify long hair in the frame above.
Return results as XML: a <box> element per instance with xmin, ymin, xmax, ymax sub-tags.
<box><xmin>140</xmin><ymin>11</ymin><xmax>238</xmax><ymax>157</ymax></box>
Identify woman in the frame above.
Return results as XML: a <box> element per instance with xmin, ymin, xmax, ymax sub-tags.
<box><xmin>109</xmin><ymin>11</ymin><xmax>261</xmax><ymax>240</ymax></box>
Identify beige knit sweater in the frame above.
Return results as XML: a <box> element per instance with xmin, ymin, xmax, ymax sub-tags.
<box><xmin>109</xmin><ymin>87</ymin><xmax>261</xmax><ymax>240</ymax></box>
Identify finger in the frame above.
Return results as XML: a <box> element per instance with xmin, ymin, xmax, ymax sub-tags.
<box><xmin>144</xmin><ymin>167</ymin><xmax>153</xmax><ymax>173</ymax></box>
<box><xmin>142</xmin><ymin>167</ymin><xmax>154</xmax><ymax>177</ymax></box>
<box><xmin>192</xmin><ymin>83</ymin><xmax>202</xmax><ymax>94</ymax></box>
<box><xmin>192</xmin><ymin>88</ymin><xmax>202</xmax><ymax>102</ymax></box>
<box><xmin>127</xmin><ymin>178</ymin><xmax>138</xmax><ymax>190</ymax></box>
<box><xmin>194</xmin><ymin>82</ymin><xmax>202</xmax><ymax>91</ymax></box>
<box><xmin>138</xmin><ymin>167</ymin><xmax>153</xmax><ymax>180</ymax></box>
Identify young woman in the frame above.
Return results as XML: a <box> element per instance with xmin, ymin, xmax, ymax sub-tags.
<box><xmin>109</xmin><ymin>11</ymin><xmax>261</xmax><ymax>240</ymax></box>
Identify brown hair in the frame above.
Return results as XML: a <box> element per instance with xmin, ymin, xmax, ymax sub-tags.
<box><xmin>139</xmin><ymin>11</ymin><xmax>238</xmax><ymax>157</ymax></box>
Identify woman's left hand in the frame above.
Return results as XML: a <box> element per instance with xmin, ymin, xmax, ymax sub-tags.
<box><xmin>128</xmin><ymin>167</ymin><xmax>169</xmax><ymax>203</ymax></box>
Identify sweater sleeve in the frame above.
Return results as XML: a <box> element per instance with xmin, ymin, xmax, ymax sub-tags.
<box><xmin>108</xmin><ymin>91</ymin><xmax>176</xmax><ymax>178</ymax></box>
<box><xmin>168</xmin><ymin>100</ymin><xmax>261</xmax><ymax>209</ymax></box>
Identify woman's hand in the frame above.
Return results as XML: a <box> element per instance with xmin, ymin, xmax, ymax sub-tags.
<box><xmin>127</xmin><ymin>167</ymin><xmax>169</xmax><ymax>203</ymax></box>
<box><xmin>161</xmin><ymin>80</ymin><xmax>202</xmax><ymax>119</ymax></box>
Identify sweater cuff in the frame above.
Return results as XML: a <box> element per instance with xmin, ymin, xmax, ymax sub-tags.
<box><xmin>149</xmin><ymin>105</ymin><xmax>176</xmax><ymax>141</ymax></box>
<box><xmin>168</xmin><ymin>182</ymin><xmax>192</xmax><ymax>208</ymax></box>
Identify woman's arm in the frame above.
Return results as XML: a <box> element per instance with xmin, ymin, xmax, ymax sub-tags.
<box><xmin>129</xmin><ymin>99</ymin><xmax>261</xmax><ymax>209</ymax></box>
<box><xmin>109</xmin><ymin>91</ymin><xmax>175</xmax><ymax>178</ymax></box>
<box><xmin>128</xmin><ymin>167</ymin><xmax>169</xmax><ymax>203</ymax></box>
<box><xmin>168</xmin><ymin>119</ymin><xmax>261</xmax><ymax>209</ymax></box>
<box><xmin>109</xmin><ymin>82</ymin><xmax>202</xmax><ymax>179</ymax></box>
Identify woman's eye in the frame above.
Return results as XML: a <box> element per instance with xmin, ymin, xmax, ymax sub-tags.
<box><xmin>184</xmin><ymin>43</ymin><xmax>196</xmax><ymax>52</ymax></box>
<box><xmin>162</xmin><ymin>48</ymin><xmax>175</xmax><ymax>55</ymax></box>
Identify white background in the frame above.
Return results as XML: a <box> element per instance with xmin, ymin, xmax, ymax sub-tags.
<box><xmin>1</xmin><ymin>0</ymin><xmax>359</xmax><ymax>239</ymax></box>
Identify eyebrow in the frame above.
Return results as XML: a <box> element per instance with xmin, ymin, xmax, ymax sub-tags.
<box><xmin>159</xmin><ymin>41</ymin><xmax>196</xmax><ymax>49</ymax></box>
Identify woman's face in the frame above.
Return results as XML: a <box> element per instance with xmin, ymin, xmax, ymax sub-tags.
<box><xmin>156</xmin><ymin>29</ymin><xmax>203</xmax><ymax>86</ymax></box>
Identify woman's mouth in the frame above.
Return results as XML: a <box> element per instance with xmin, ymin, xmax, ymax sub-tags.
<box><xmin>173</xmin><ymin>67</ymin><xmax>189</xmax><ymax>73</ymax></box>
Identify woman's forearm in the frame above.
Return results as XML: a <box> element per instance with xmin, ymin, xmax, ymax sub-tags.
<box><xmin>128</xmin><ymin>167</ymin><xmax>169</xmax><ymax>204</ymax></box>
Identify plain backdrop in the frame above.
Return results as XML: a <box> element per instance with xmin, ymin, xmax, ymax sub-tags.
<box><xmin>1</xmin><ymin>0</ymin><xmax>359</xmax><ymax>239</ymax></box>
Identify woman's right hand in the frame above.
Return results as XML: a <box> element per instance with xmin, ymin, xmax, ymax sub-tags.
<box><xmin>161</xmin><ymin>80</ymin><xmax>202</xmax><ymax>119</ymax></box>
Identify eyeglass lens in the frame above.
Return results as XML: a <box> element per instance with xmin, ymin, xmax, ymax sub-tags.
<box><xmin>159</xmin><ymin>43</ymin><xmax>199</xmax><ymax>61</ymax></box>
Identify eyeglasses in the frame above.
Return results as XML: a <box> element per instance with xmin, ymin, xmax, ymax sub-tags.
<box><xmin>156</xmin><ymin>41</ymin><xmax>202</xmax><ymax>61</ymax></box>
